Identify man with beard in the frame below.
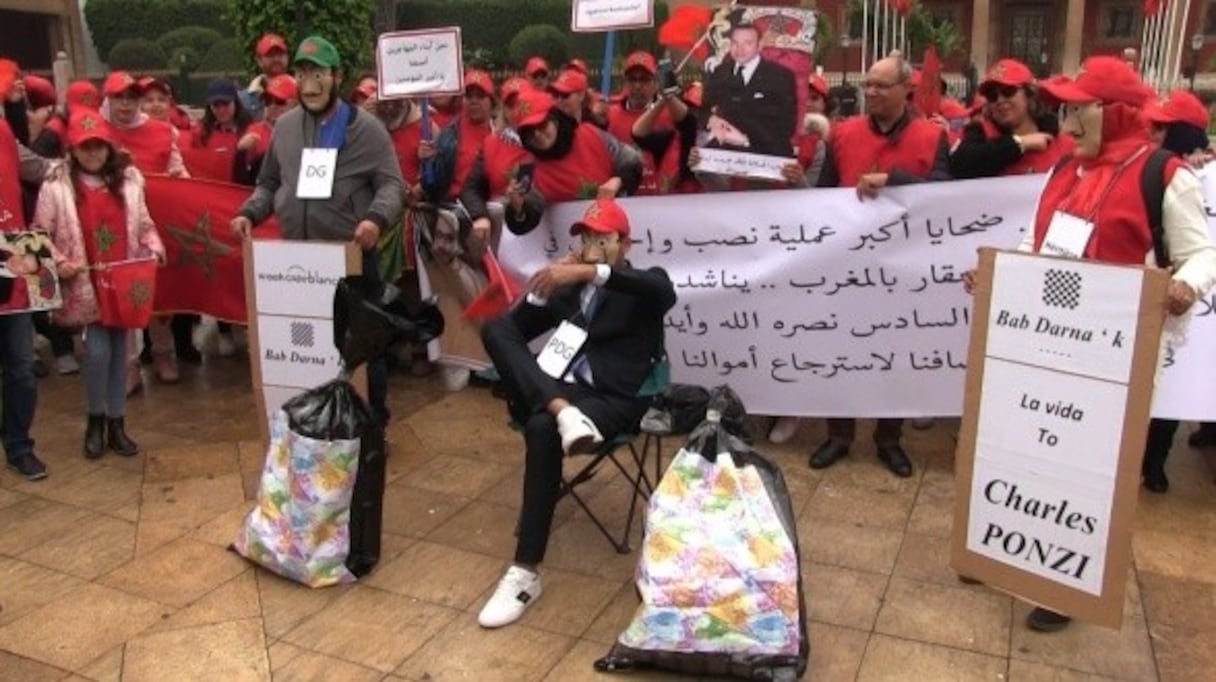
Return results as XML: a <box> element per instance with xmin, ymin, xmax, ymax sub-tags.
<box><xmin>244</xmin><ymin>33</ymin><xmax>290</xmax><ymax>121</ymax></box>
<box><xmin>231</xmin><ymin>35</ymin><xmax>406</xmax><ymax>427</ymax></box>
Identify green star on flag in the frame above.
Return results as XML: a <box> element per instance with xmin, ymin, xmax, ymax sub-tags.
<box><xmin>95</xmin><ymin>222</ymin><xmax>117</xmax><ymax>257</ymax></box>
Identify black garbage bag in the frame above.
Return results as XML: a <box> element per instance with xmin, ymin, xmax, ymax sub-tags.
<box><xmin>596</xmin><ymin>386</ymin><xmax>809</xmax><ymax>680</ymax></box>
<box><xmin>332</xmin><ymin>275</ymin><xmax>444</xmax><ymax>371</ymax></box>
<box><xmin>640</xmin><ymin>384</ymin><xmax>754</xmax><ymax>441</ymax></box>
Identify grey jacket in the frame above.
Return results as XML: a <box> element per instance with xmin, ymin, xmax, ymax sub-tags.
<box><xmin>238</xmin><ymin>104</ymin><xmax>405</xmax><ymax>241</ymax></box>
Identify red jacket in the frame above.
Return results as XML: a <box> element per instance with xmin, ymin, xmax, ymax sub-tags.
<box><xmin>827</xmin><ymin>114</ymin><xmax>945</xmax><ymax>187</ymax></box>
<box><xmin>0</xmin><ymin>120</ymin><xmax>24</xmax><ymax>232</ymax></box>
<box><xmin>534</xmin><ymin>123</ymin><xmax>616</xmax><ymax>202</ymax></box>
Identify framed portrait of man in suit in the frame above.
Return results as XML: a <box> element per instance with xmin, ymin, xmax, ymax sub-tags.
<box><xmin>695</xmin><ymin>5</ymin><xmax>817</xmax><ymax>180</ymax></box>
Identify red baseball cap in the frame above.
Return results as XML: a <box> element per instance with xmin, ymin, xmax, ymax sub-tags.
<box><xmin>549</xmin><ymin>68</ymin><xmax>588</xmax><ymax>95</ymax></box>
<box><xmin>525</xmin><ymin>57</ymin><xmax>550</xmax><ymax>77</ymax></box>
<box><xmin>66</xmin><ymin>79</ymin><xmax>100</xmax><ymax>110</ymax></box>
<box><xmin>807</xmin><ymin>74</ymin><xmax>828</xmax><ymax>98</ymax></box>
<box><xmin>980</xmin><ymin>59</ymin><xmax>1035</xmax><ymax>90</ymax></box>
<box><xmin>103</xmin><ymin>71</ymin><xmax>139</xmax><ymax>97</ymax></box>
<box><xmin>564</xmin><ymin>58</ymin><xmax>589</xmax><ymax>75</ymax></box>
<box><xmin>464</xmin><ymin>69</ymin><xmax>495</xmax><ymax>97</ymax></box>
<box><xmin>1039</xmin><ymin>56</ymin><xmax>1153</xmax><ymax>106</ymax></box>
<box><xmin>257</xmin><ymin>33</ymin><xmax>289</xmax><ymax>57</ymax></box>
<box><xmin>265</xmin><ymin>74</ymin><xmax>298</xmax><ymax>101</ymax></box>
<box><xmin>501</xmin><ymin>77</ymin><xmax>529</xmax><ymax>105</ymax></box>
<box><xmin>1145</xmin><ymin>89</ymin><xmax>1210</xmax><ymax>130</ymax></box>
<box><xmin>624</xmin><ymin>51</ymin><xmax>657</xmax><ymax>76</ymax></box>
<box><xmin>67</xmin><ymin>109</ymin><xmax>116</xmax><ymax>148</ymax></box>
<box><xmin>23</xmin><ymin>75</ymin><xmax>57</xmax><ymax>110</ymax></box>
<box><xmin>570</xmin><ymin>198</ymin><xmax>631</xmax><ymax>239</ymax></box>
<box><xmin>351</xmin><ymin>80</ymin><xmax>377</xmax><ymax>103</ymax></box>
<box><xmin>137</xmin><ymin>76</ymin><xmax>173</xmax><ymax>97</ymax></box>
<box><xmin>512</xmin><ymin>88</ymin><xmax>555</xmax><ymax>129</ymax></box>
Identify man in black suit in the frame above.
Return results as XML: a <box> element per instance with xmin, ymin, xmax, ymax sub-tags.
<box><xmin>477</xmin><ymin>198</ymin><xmax>675</xmax><ymax>629</ymax></box>
<box><xmin>702</xmin><ymin>21</ymin><xmax>798</xmax><ymax>157</ymax></box>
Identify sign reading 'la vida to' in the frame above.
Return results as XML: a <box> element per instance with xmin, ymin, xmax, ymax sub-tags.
<box><xmin>953</xmin><ymin>249</ymin><xmax>1168</xmax><ymax>628</ymax></box>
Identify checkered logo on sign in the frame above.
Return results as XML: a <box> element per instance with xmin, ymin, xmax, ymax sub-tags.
<box><xmin>1042</xmin><ymin>268</ymin><xmax>1082</xmax><ymax>309</ymax></box>
<box><xmin>290</xmin><ymin>321</ymin><xmax>315</xmax><ymax>348</ymax></box>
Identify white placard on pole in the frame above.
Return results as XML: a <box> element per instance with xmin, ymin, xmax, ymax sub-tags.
<box><xmin>571</xmin><ymin>0</ymin><xmax>655</xmax><ymax>32</ymax></box>
<box><xmin>376</xmin><ymin>28</ymin><xmax>464</xmax><ymax>100</ymax></box>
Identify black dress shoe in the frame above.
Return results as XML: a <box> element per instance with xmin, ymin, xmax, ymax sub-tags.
<box><xmin>1142</xmin><ymin>472</ymin><xmax>1169</xmax><ymax>494</ymax></box>
<box><xmin>876</xmin><ymin>444</ymin><xmax>913</xmax><ymax>477</ymax></box>
<box><xmin>809</xmin><ymin>440</ymin><xmax>849</xmax><ymax>469</ymax></box>
<box><xmin>1187</xmin><ymin>425</ymin><xmax>1216</xmax><ymax>448</ymax></box>
<box><xmin>1027</xmin><ymin>607</ymin><xmax>1072</xmax><ymax>632</ymax></box>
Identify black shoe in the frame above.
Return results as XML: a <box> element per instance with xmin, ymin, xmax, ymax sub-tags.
<box><xmin>809</xmin><ymin>440</ymin><xmax>849</xmax><ymax>469</ymax></box>
<box><xmin>84</xmin><ymin>413</ymin><xmax>106</xmax><ymax>459</ymax></box>
<box><xmin>139</xmin><ymin>345</ymin><xmax>152</xmax><ymax>365</ymax></box>
<box><xmin>33</xmin><ymin>358</ymin><xmax>49</xmax><ymax>378</ymax></box>
<box><xmin>176</xmin><ymin>345</ymin><xmax>203</xmax><ymax>365</ymax></box>
<box><xmin>6</xmin><ymin>453</ymin><xmax>48</xmax><ymax>481</ymax></box>
<box><xmin>1142</xmin><ymin>469</ymin><xmax>1170</xmax><ymax>494</ymax></box>
<box><xmin>877</xmin><ymin>444</ymin><xmax>913</xmax><ymax>478</ymax></box>
<box><xmin>106</xmin><ymin>417</ymin><xmax>140</xmax><ymax>457</ymax></box>
<box><xmin>1027</xmin><ymin>607</ymin><xmax>1072</xmax><ymax>632</ymax></box>
<box><xmin>1187</xmin><ymin>425</ymin><xmax>1216</xmax><ymax>448</ymax></box>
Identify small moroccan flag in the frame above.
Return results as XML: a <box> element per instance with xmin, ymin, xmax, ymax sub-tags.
<box><xmin>95</xmin><ymin>257</ymin><xmax>158</xmax><ymax>329</ymax></box>
<box><xmin>463</xmin><ymin>252</ymin><xmax>523</xmax><ymax>320</ymax></box>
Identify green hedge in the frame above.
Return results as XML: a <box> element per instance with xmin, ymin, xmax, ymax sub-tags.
<box><xmin>397</xmin><ymin>0</ymin><xmax>667</xmax><ymax>71</ymax></box>
<box><xmin>508</xmin><ymin>26</ymin><xmax>569</xmax><ymax>70</ymax></box>
<box><xmin>157</xmin><ymin>27</ymin><xmax>224</xmax><ymax>64</ymax></box>
<box><xmin>198</xmin><ymin>38</ymin><xmax>243</xmax><ymax>74</ymax></box>
<box><xmin>86</xmin><ymin>0</ymin><xmax>231</xmax><ymax>62</ymax></box>
<box><xmin>108</xmin><ymin>39</ymin><xmax>168</xmax><ymax>71</ymax></box>
<box><xmin>225</xmin><ymin>0</ymin><xmax>374</xmax><ymax>75</ymax></box>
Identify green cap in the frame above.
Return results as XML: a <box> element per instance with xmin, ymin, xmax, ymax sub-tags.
<box><xmin>294</xmin><ymin>36</ymin><xmax>341</xmax><ymax>69</ymax></box>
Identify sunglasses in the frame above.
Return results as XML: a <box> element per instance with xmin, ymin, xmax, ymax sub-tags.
<box><xmin>981</xmin><ymin>84</ymin><xmax>1021</xmax><ymax>100</ymax></box>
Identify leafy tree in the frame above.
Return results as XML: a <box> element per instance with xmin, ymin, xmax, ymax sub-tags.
<box><xmin>86</xmin><ymin>0</ymin><xmax>230</xmax><ymax>60</ymax></box>
<box><xmin>157</xmin><ymin>27</ymin><xmax>225</xmax><ymax>64</ymax></box>
<box><xmin>199</xmin><ymin>38</ymin><xmax>244</xmax><ymax>73</ymax></box>
<box><xmin>508</xmin><ymin>25</ymin><xmax>570</xmax><ymax>70</ymax></box>
<box><xmin>225</xmin><ymin>0</ymin><xmax>374</xmax><ymax>74</ymax></box>
<box><xmin>108</xmin><ymin>39</ymin><xmax>169</xmax><ymax>71</ymax></box>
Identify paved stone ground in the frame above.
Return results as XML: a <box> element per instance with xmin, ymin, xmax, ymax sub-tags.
<box><xmin>0</xmin><ymin>355</ymin><xmax>1213</xmax><ymax>681</ymax></box>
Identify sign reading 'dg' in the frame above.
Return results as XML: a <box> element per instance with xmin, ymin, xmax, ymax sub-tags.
<box><xmin>953</xmin><ymin>249</ymin><xmax>1167</xmax><ymax>628</ymax></box>
<box><xmin>251</xmin><ymin>241</ymin><xmax>349</xmax><ymax>319</ymax></box>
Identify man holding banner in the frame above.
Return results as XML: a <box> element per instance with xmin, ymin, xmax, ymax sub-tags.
<box><xmin>231</xmin><ymin>35</ymin><xmax>406</xmax><ymax>427</ymax></box>
<box><xmin>966</xmin><ymin>56</ymin><xmax>1216</xmax><ymax>633</ymax></box>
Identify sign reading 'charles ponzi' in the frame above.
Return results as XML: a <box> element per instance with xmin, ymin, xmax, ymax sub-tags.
<box><xmin>953</xmin><ymin>249</ymin><xmax>1168</xmax><ymax>628</ymax></box>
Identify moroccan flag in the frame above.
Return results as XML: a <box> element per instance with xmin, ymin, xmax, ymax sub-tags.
<box><xmin>658</xmin><ymin>5</ymin><xmax>714</xmax><ymax>63</ymax></box>
<box><xmin>144</xmin><ymin>175</ymin><xmax>280</xmax><ymax>323</ymax></box>
<box><xmin>1144</xmin><ymin>1</ymin><xmax>1165</xmax><ymax>16</ymax></box>
<box><xmin>916</xmin><ymin>46</ymin><xmax>943</xmax><ymax>120</ymax></box>
<box><xmin>463</xmin><ymin>252</ymin><xmax>522</xmax><ymax>320</ymax></box>
<box><xmin>95</xmin><ymin>257</ymin><xmax>158</xmax><ymax>329</ymax></box>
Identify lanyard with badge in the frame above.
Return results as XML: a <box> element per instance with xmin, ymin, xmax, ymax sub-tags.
<box><xmin>536</xmin><ymin>289</ymin><xmax>598</xmax><ymax>381</ymax></box>
<box><xmin>1041</xmin><ymin>146</ymin><xmax>1147</xmax><ymax>259</ymax></box>
<box><xmin>296</xmin><ymin>100</ymin><xmax>352</xmax><ymax>199</ymax></box>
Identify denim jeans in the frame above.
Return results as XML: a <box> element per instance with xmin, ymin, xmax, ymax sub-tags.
<box><xmin>0</xmin><ymin>313</ymin><xmax>38</xmax><ymax>461</ymax></box>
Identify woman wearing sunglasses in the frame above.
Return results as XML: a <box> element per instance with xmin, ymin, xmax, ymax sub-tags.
<box><xmin>949</xmin><ymin>59</ymin><xmax>1074</xmax><ymax>179</ymax></box>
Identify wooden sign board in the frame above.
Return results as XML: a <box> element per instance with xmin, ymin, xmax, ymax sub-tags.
<box><xmin>243</xmin><ymin>239</ymin><xmax>365</xmax><ymax>444</ymax></box>
<box><xmin>572</xmin><ymin>0</ymin><xmax>655</xmax><ymax>32</ymax></box>
<box><xmin>376</xmin><ymin>28</ymin><xmax>464</xmax><ymax>100</ymax></box>
<box><xmin>951</xmin><ymin>248</ymin><xmax>1169</xmax><ymax>628</ymax></box>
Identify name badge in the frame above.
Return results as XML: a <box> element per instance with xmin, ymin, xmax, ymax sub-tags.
<box><xmin>537</xmin><ymin>321</ymin><xmax>588</xmax><ymax>380</ymax></box>
<box><xmin>1040</xmin><ymin>211</ymin><xmax>1094</xmax><ymax>259</ymax></box>
<box><xmin>296</xmin><ymin>148</ymin><xmax>338</xmax><ymax>199</ymax></box>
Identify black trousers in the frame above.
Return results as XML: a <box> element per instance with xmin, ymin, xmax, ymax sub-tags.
<box><xmin>827</xmin><ymin>417</ymin><xmax>904</xmax><ymax>447</ymax></box>
<box><xmin>1143</xmin><ymin>418</ymin><xmax>1178</xmax><ymax>473</ymax></box>
<box><xmin>32</xmin><ymin>312</ymin><xmax>73</xmax><ymax>358</ymax></box>
<box><xmin>482</xmin><ymin>317</ymin><xmax>647</xmax><ymax>565</ymax></box>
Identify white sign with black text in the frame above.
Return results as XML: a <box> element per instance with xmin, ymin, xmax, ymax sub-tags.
<box><xmin>571</xmin><ymin>0</ymin><xmax>655</xmax><ymax>32</ymax></box>
<box><xmin>376</xmin><ymin>28</ymin><xmax>464</xmax><ymax>99</ymax></box>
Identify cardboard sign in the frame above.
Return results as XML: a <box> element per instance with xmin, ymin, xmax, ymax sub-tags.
<box><xmin>952</xmin><ymin>248</ymin><xmax>1169</xmax><ymax>628</ymax></box>
<box><xmin>571</xmin><ymin>0</ymin><xmax>655</xmax><ymax>32</ymax></box>
<box><xmin>0</xmin><ymin>230</ymin><xmax>62</xmax><ymax>316</ymax></box>
<box><xmin>243</xmin><ymin>239</ymin><xmax>365</xmax><ymax>443</ymax></box>
<box><xmin>376</xmin><ymin>28</ymin><xmax>464</xmax><ymax>99</ymax></box>
<box><xmin>692</xmin><ymin>147</ymin><xmax>795</xmax><ymax>182</ymax></box>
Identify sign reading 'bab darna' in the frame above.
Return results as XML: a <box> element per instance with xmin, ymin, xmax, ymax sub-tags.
<box><xmin>952</xmin><ymin>248</ymin><xmax>1169</xmax><ymax>628</ymax></box>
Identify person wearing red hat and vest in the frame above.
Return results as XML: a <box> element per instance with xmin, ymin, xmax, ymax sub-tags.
<box><xmin>138</xmin><ymin>77</ymin><xmax>194</xmax><ymax>134</ymax></box>
<box><xmin>810</xmin><ymin>54</ymin><xmax>950</xmax><ymax>479</ymax></box>
<box><xmin>607</xmin><ymin>51</ymin><xmax>692</xmax><ymax>196</ymax></box>
<box><xmin>550</xmin><ymin>68</ymin><xmax>592</xmax><ymax>124</ymax></box>
<box><xmin>34</xmin><ymin>80</ymin><xmax>100</xmax><ymax>160</ymax></box>
<box><xmin>966</xmin><ymin>55</ymin><xmax>1216</xmax><ymax>633</ymax></box>
<box><xmin>792</xmin><ymin>73</ymin><xmax>833</xmax><ymax>184</ymax></box>
<box><xmin>525</xmin><ymin>57</ymin><xmax>551</xmax><ymax>91</ymax></box>
<box><xmin>460</xmin><ymin>88</ymin><xmax>542</xmax><ymax>242</ymax></box>
<box><xmin>0</xmin><ymin>59</ymin><xmax>53</xmax><ymax>480</ymax></box>
<box><xmin>477</xmin><ymin>198</ymin><xmax>675</xmax><ymax>628</ymax></box>
<box><xmin>244</xmin><ymin>33</ymin><xmax>290</xmax><ymax>121</ymax></box>
<box><xmin>512</xmin><ymin>89</ymin><xmax>642</xmax><ymax>203</ymax></box>
<box><xmin>950</xmin><ymin>59</ymin><xmax>1074</xmax><ymax>179</ymax></box>
<box><xmin>35</xmin><ymin>110</ymin><xmax>165</xmax><ymax>460</ymax></box>
<box><xmin>374</xmin><ymin>95</ymin><xmax>439</xmax><ymax>205</ymax></box>
<box><xmin>245</xmin><ymin>74</ymin><xmax>298</xmax><ymax>174</ymax></box>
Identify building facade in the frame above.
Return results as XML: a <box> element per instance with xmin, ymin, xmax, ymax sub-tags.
<box><xmin>0</xmin><ymin>0</ymin><xmax>89</xmax><ymax>76</ymax></box>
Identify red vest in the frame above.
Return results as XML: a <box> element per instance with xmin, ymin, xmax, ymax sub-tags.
<box><xmin>0</xmin><ymin>120</ymin><xmax>25</xmax><ymax>232</ymax></box>
<box><xmin>183</xmin><ymin>125</ymin><xmax>239</xmax><ymax>182</ymax></box>
<box><xmin>390</xmin><ymin>120</ymin><xmax>427</xmax><ymax>187</ymax></box>
<box><xmin>980</xmin><ymin>118</ymin><xmax>1077</xmax><ymax>175</ymax></box>
<box><xmin>829</xmin><ymin>115</ymin><xmax>944</xmax><ymax>187</ymax></box>
<box><xmin>534</xmin><ymin>124</ymin><xmax>616</xmax><ymax>202</ymax></box>
<box><xmin>796</xmin><ymin>131</ymin><xmax>824</xmax><ymax>170</ymax></box>
<box><xmin>449</xmin><ymin>115</ymin><xmax>492</xmax><ymax>199</ymax></box>
<box><xmin>77</xmin><ymin>184</ymin><xmax>129</xmax><ymax>265</ymax></box>
<box><xmin>1032</xmin><ymin>146</ymin><xmax>1182</xmax><ymax>265</ymax></box>
<box><xmin>481</xmin><ymin>133</ymin><xmax>533</xmax><ymax>198</ymax></box>
<box><xmin>112</xmin><ymin>119</ymin><xmax>176</xmax><ymax>175</ymax></box>
<box><xmin>248</xmin><ymin>121</ymin><xmax>274</xmax><ymax>160</ymax></box>
<box><xmin>607</xmin><ymin>104</ymin><xmax>679</xmax><ymax>195</ymax></box>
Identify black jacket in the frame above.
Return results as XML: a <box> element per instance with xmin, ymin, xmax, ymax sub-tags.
<box><xmin>949</xmin><ymin>113</ymin><xmax>1062</xmax><ymax>179</ymax></box>
<box><xmin>510</xmin><ymin>263</ymin><xmax>675</xmax><ymax>400</ymax></box>
<box><xmin>702</xmin><ymin>57</ymin><xmax>797</xmax><ymax>157</ymax></box>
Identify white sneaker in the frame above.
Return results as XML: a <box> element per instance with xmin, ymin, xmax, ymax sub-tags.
<box><xmin>55</xmin><ymin>355</ymin><xmax>80</xmax><ymax>375</ymax></box>
<box><xmin>440</xmin><ymin>365</ymin><xmax>470</xmax><ymax>392</ymax></box>
<box><xmin>217</xmin><ymin>334</ymin><xmax>237</xmax><ymax>357</ymax></box>
<box><xmin>768</xmin><ymin>417</ymin><xmax>800</xmax><ymax>444</ymax></box>
<box><xmin>478</xmin><ymin>565</ymin><xmax>542</xmax><ymax>628</ymax></box>
<box><xmin>556</xmin><ymin>406</ymin><xmax>603</xmax><ymax>454</ymax></box>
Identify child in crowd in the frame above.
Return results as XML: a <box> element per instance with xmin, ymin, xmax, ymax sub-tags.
<box><xmin>35</xmin><ymin>110</ymin><xmax>165</xmax><ymax>458</ymax></box>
